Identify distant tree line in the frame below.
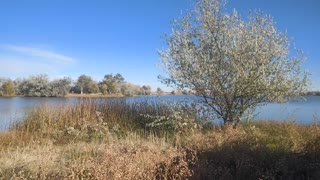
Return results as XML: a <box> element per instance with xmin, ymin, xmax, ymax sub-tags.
<box><xmin>0</xmin><ymin>73</ymin><xmax>159</xmax><ymax>97</ymax></box>
<box><xmin>305</xmin><ymin>91</ymin><xmax>320</xmax><ymax>96</ymax></box>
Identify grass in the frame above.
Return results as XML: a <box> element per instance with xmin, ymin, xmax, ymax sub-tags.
<box><xmin>0</xmin><ymin>99</ymin><xmax>319</xmax><ymax>179</ymax></box>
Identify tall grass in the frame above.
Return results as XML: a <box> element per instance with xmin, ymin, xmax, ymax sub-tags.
<box><xmin>0</xmin><ymin>99</ymin><xmax>198</xmax><ymax>179</ymax></box>
<box><xmin>2</xmin><ymin>99</ymin><xmax>175</xmax><ymax>147</ymax></box>
<box><xmin>0</xmin><ymin>98</ymin><xmax>320</xmax><ymax>179</ymax></box>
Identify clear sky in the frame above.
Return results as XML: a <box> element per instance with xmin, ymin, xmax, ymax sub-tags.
<box><xmin>0</xmin><ymin>0</ymin><xmax>319</xmax><ymax>91</ymax></box>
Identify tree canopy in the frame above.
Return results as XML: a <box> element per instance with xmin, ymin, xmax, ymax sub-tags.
<box><xmin>159</xmin><ymin>0</ymin><xmax>308</xmax><ymax>127</ymax></box>
<box><xmin>13</xmin><ymin>75</ymin><xmax>72</xmax><ymax>97</ymax></box>
<box><xmin>1</xmin><ymin>79</ymin><xmax>15</xmax><ymax>96</ymax></box>
<box><xmin>98</xmin><ymin>73</ymin><xmax>126</xmax><ymax>95</ymax></box>
<box><xmin>75</xmin><ymin>75</ymin><xmax>99</xmax><ymax>94</ymax></box>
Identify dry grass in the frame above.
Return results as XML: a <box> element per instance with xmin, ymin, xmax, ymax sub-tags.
<box><xmin>0</xmin><ymin>99</ymin><xmax>196</xmax><ymax>179</ymax></box>
<box><xmin>0</xmin><ymin>134</ymin><xmax>195</xmax><ymax>179</ymax></box>
<box><xmin>0</xmin><ymin>99</ymin><xmax>320</xmax><ymax>179</ymax></box>
<box><xmin>180</xmin><ymin>122</ymin><xmax>320</xmax><ymax>179</ymax></box>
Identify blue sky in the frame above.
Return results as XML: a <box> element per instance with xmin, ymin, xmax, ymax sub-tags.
<box><xmin>0</xmin><ymin>0</ymin><xmax>319</xmax><ymax>91</ymax></box>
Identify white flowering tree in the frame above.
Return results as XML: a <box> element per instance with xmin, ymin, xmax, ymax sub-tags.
<box><xmin>159</xmin><ymin>0</ymin><xmax>308</xmax><ymax>128</ymax></box>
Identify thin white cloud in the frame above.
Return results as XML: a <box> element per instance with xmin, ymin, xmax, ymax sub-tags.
<box><xmin>1</xmin><ymin>45</ymin><xmax>75</xmax><ymax>63</ymax></box>
<box><xmin>0</xmin><ymin>57</ymin><xmax>54</xmax><ymax>76</ymax></box>
<box><xmin>0</xmin><ymin>55</ymin><xmax>79</xmax><ymax>79</ymax></box>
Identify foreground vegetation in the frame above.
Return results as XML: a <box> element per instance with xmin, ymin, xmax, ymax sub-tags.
<box><xmin>0</xmin><ymin>99</ymin><xmax>319</xmax><ymax>179</ymax></box>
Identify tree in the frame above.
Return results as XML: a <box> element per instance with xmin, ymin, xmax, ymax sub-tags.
<box><xmin>121</xmin><ymin>83</ymin><xmax>144</xmax><ymax>96</ymax></box>
<box><xmin>75</xmin><ymin>75</ymin><xmax>99</xmax><ymax>94</ymax></box>
<box><xmin>0</xmin><ymin>78</ymin><xmax>7</xmax><ymax>96</ymax></box>
<box><xmin>99</xmin><ymin>83</ymin><xmax>108</xmax><ymax>95</ymax></box>
<box><xmin>14</xmin><ymin>75</ymin><xmax>71</xmax><ymax>97</ymax></box>
<box><xmin>159</xmin><ymin>0</ymin><xmax>308</xmax><ymax>127</ymax></box>
<box><xmin>156</xmin><ymin>87</ymin><xmax>164</xmax><ymax>95</ymax></box>
<box><xmin>76</xmin><ymin>75</ymin><xmax>89</xmax><ymax>94</ymax></box>
<box><xmin>50</xmin><ymin>77</ymin><xmax>72</xmax><ymax>97</ymax></box>
<box><xmin>99</xmin><ymin>73</ymin><xmax>126</xmax><ymax>95</ymax></box>
<box><xmin>102</xmin><ymin>74</ymin><xmax>117</xmax><ymax>94</ymax></box>
<box><xmin>120</xmin><ymin>84</ymin><xmax>127</xmax><ymax>95</ymax></box>
<box><xmin>142</xmin><ymin>85</ymin><xmax>151</xmax><ymax>95</ymax></box>
<box><xmin>114</xmin><ymin>73</ymin><xmax>125</xmax><ymax>84</ymax></box>
<box><xmin>18</xmin><ymin>74</ymin><xmax>51</xmax><ymax>97</ymax></box>
<box><xmin>13</xmin><ymin>78</ymin><xmax>23</xmax><ymax>95</ymax></box>
<box><xmin>2</xmin><ymin>79</ymin><xmax>15</xmax><ymax>96</ymax></box>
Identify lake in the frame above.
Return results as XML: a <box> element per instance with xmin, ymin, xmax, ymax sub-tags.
<box><xmin>0</xmin><ymin>95</ymin><xmax>320</xmax><ymax>130</ymax></box>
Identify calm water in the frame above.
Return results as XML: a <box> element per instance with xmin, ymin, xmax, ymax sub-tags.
<box><xmin>254</xmin><ymin>96</ymin><xmax>320</xmax><ymax>124</ymax></box>
<box><xmin>0</xmin><ymin>96</ymin><xmax>319</xmax><ymax>130</ymax></box>
<box><xmin>0</xmin><ymin>97</ymin><xmax>81</xmax><ymax>130</ymax></box>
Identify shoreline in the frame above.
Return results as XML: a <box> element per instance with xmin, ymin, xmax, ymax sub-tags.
<box><xmin>65</xmin><ymin>93</ymin><xmax>124</xmax><ymax>98</ymax></box>
<box><xmin>0</xmin><ymin>93</ymin><xmax>187</xmax><ymax>98</ymax></box>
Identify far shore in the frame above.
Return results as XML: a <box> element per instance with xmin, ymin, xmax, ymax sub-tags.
<box><xmin>0</xmin><ymin>92</ymin><xmax>319</xmax><ymax>98</ymax></box>
<box><xmin>0</xmin><ymin>93</ymin><xmax>182</xmax><ymax>98</ymax></box>
<box><xmin>64</xmin><ymin>93</ymin><xmax>188</xmax><ymax>98</ymax></box>
<box><xmin>65</xmin><ymin>93</ymin><xmax>124</xmax><ymax>98</ymax></box>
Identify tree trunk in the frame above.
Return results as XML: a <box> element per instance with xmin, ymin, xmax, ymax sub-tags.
<box><xmin>223</xmin><ymin>116</ymin><xmax>240</xmax><ymax>129</ymax></box>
